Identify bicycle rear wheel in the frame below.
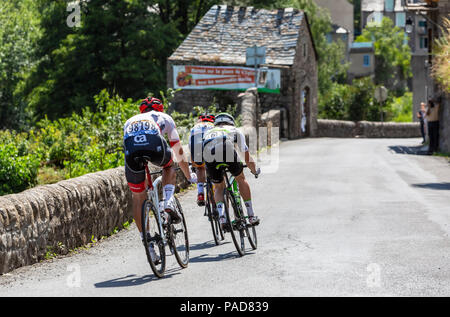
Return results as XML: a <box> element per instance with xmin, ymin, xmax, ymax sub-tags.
<box><xmin>247</xmin><ymin>222</ymin><xmax>257</xmax><ymax>250</ymax></box>
<box><xmin>224</xmin><ymin>190</ymin><xmax>245</xmax><ymax>256</ymax></box>
<box><xmin>170</xmin><ymin>196</ymin><xmax>189</xmax><ymax>268</ymax></box>
<box><xmin>141</xmin><ymin>199</ymin><xmax>166</xmax><ymax>278</ymax></box>
<box><xmin>206</xmin><ymin>184</ymin><xmax>224</xmax><ymax>245</ymax></box>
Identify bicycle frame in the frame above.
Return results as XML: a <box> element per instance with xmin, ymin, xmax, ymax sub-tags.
<box><xmin>144</xmin><ymin>164</ymin><xmax>166</xmax><ymax>242</ymax></box>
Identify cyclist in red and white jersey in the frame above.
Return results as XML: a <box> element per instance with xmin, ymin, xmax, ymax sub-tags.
<box><xmin>123</xmin><ymin>97</ymin><xmax>196</xmax><ymax>246</ymax></box>
<box><xmin>188</xmin><ymin>113</ymin><xmax>215</xmax><ymax>206</ymax></box>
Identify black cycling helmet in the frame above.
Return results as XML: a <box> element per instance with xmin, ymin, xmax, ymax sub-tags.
<box><xmin>214</xmin><ymin>113</ymin><xmax>235</xmax><ymax>126</ymax></box>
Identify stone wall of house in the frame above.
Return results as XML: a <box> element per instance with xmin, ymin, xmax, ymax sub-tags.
<box><xmin>0</xmin><ymin>166</ymin><xmax>189</xmax><ymax>274</ymax></box>
<box><xmin>439</xmin><ymin>95</ymin><xmax>450</xmax><ymax>153</ymax></box>
<box><xmin>289</xmin><ymin>16</ymin><xmax>319</xmax><ymax>138</ymax></box>
<box><xmin>317</xmin><ymin>119</ymin><xmax>421</xmax><ymax>138</ymax></box>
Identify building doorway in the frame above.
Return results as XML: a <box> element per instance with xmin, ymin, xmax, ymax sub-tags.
<box><xmin>301</xmin><ymin>87</ymin><xmax>310</xmax><ymax>136</ymax></box>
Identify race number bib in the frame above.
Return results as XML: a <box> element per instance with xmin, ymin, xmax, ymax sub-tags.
<box><xmin>125</xmin><ymin>119</ymin><xmax>159</xmax><ymax>138</ymax></box>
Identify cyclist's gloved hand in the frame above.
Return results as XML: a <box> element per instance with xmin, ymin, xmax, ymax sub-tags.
<box><xmin>252</xmin><ymin>167</ymin><xmax>261</xmax><ymax>178</ymax></box>
<box><xmin>189</xmin><ymin>172</ymin><xmax>198</xmax><ymax>184</ymax></box>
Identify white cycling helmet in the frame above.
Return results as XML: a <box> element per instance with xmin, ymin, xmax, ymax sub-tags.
<box><xmin>214</xmin><ymin>113</ymin><xmax>235</xmax><ymax>126</ymax></box>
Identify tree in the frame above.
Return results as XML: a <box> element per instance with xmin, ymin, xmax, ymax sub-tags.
<box><xmin>356</xmin><ymin>17</ymin><xmax>412</xmax><ymax>94</ymax></box>
<box><xmin>0</xmin><ymin>0</ymin><xmax>40</xmax><ymax>129</ymax></box>
<box><xmin>26</xmin><ymin>0</ymin><xmax>181</xmax><ymax>120</ymax></box>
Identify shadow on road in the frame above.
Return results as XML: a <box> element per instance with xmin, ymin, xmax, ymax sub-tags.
<box><xmin>189</xmin><ymin>240</ymin><xmax>230</xmax><ymax>251</ymax></box>
<box><xmin>388</xmin><ymin>145</ymin><xmax>429</xmax><ymax>155</ymax></box>
<box><xmin>412</xmin><ymin>182</ymin><xmax>450</xmax><ymax>190</ymax></box>
<box><xmin>94</xmin><ymin>269</ymin><xmax>181</xmax><ymax>288</ymax></box>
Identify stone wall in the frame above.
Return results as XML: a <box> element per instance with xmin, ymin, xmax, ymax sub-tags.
<box><xmin>0</xmin><ymin>166</ymin><xmax>189</xmax><ymax>274</ymax></box>
<box><xmin>316</xmin><ymin>119</ymin><xmax>357</xmax><ymax>138</ymax></box>
<box><xmin>317</xmin><ymin>119</ymin><xmax>421</xmax><ymax>138</ymax></box>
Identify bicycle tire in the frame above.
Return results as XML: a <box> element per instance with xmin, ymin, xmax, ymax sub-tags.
<box><xmin>224</xmin><ymin>190</ymin><xmax>245</xmax><ymax>256</ymax></box>
<box><xmin>206</xmin><ymin>183</ymin><xmax>223</xmax><ymax>245</ymax></box>
<box><xmin>141</xmin><ymin>199</ymin><xmax>166</xmax><ymax>278</ymax></box>
<box><xmin>247</xmin><ymin>223</ymin><xmax>257</xmax><ymax>250</ymax></box>
<box><xmin>170</xmin><ymin>196</ymin><xmax>189</xmax><ymax>268</ymax></box>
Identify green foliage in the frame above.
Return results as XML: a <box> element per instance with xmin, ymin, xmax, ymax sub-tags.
<box><xmin>319</xmin><ymin>77</ymin><xmax>413</xmax><ymax>122</ymax></box>
<box><xmin>0</xmin><ymin>0</ymin><xmax>41</xmax><ymax>130</ymax></box>
<box><xmin>356</xmin><ymin>17</ymin><xmax>412</xmax><ymax>93</ymax></box>
<box><xmin>0</xmin><ymin>131</ymin><xmax>40</xmax><ymax>195</ymax></box>
<box><xmin>27</xmin><ymin>0</ymin><xmax>182</xmax><ymax>121</ymax></box>
<box><xmin>386</xmin><ymin>92</ymin><xmax>413</xmax><ymax>122</ymax></box>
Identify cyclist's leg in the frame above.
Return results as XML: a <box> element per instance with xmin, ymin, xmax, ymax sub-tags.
<box><xmin>124</xmin><ymin>155</ymin><xmax>146</xmax><ymax>238</ymax></box>
<box><xmin>229</xmin><ymin>155</ymin><xmax>259</xmax><ymax>224</ymax></box>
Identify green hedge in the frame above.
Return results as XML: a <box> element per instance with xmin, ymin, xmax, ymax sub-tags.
<box><xmin>0</xmin><ymin>89</ymin><xmax>240</xmax><ymax>196</ymax></box>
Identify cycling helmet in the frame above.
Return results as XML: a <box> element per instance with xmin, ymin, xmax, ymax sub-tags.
<box><xmin>140</xmin><ymin>97</ymin><xmax>164</xmax><ymax>113</ymax></box>
<box><xmin>214</xmin><ymin>113</ymin><xmax>235</xmax><ymax>126</ymax></box>
<box><xmin>199</xmin><ymin>113</ymin><xmax>215</xmax><ymax>123</ymax></box>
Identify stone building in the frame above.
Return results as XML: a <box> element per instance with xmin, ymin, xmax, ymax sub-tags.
<box><xmin>348</xmin><ymin>42</ymin><xmax>376</xmax><ymax>81</ymax></box>
<box><xmin>167</xmin><ymin>5</ymin><xmax>319</xmax><ymax>139</ymax></box>
<box><xmin>314</xmin><ymin>0</ymin><xmax>354</xmax><ymax>45</ymax></box>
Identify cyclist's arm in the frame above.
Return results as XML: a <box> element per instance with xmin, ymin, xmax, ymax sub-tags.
<box><xmin>171</xmin><ymin>140</ymin><xmax>191</xmax><ymax>180</ymax></box>
<box><xmin>244</xmin><ymin>150</ymin><xmax>257</xmax><ymax>175</ymax></box>
<box><xmin>165</xmin><ymin>116</ymin><xmax>192</xmax><ymax>180</ymax></box>
<box><xmin>236</xmin><ymin>129</ymin><xmax>257</xmax><ymax>175</ymax></box>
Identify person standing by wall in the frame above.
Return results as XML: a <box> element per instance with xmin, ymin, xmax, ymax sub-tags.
<box><xmin>417</xmin><ymin>102</ymin><xmax>427</xmax><ymax>144</ymax></box>
<box><xmin>426</xmin><ymin>99</ymin><xmax>440</xmax><ymax>155</ymax></box>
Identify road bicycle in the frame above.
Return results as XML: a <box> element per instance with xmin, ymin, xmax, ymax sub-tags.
<box><xmin>139</xmin><ymin>159</ymin><xmax>189</xmax><ymax>278</ymax></box>
<box><xmin>222</xmin><ymin>165</ymin><xmax>258</xmax><ymax>257</ymax></box>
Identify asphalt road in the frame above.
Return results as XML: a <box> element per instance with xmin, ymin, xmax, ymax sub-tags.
<box><xmin>1</xmin><ymin>138</ymin><xmax>449</xmax><ymax>296</ymax></box>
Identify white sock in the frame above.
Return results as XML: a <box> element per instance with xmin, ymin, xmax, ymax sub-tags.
<box><xmin>163</xmin><ymin>184</ymin><xmax>175</xmax><ymax>201</ymax></box>
<box><xmin>140</xmin><ymin>232</ymin><xmax>144</xmax><ymax>240</ymax></box>
<box><xmin>198</xmin><ymin>183</ymin><xmax>205</xmax><ymax>195</ymax></box>
<box><xmin>163</xmin><ymin>184</ymin><xmax>175</xmax><ymax>210</ymax></box>
<box><xmin>244</xmin><ymin>200</ymin><xmax>254</xmax><ymax>217</ymax></box>
<box><xmin>217</xmin><ymin>202</ymin><xmax>225</xmax><ymax>218</ymax></box>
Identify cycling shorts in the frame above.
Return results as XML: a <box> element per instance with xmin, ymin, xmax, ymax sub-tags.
<box><xmin>124</xmin><ymin>133</ymin><xmax>172</xmax><ymax>193</ymax></box>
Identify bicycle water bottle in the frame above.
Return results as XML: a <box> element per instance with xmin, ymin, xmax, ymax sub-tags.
<box><xmin>232</xmin><ymin>180</ymin><xmax>241</xmax><ymax>207</ymax></box>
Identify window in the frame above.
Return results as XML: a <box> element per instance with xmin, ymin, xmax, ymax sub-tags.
<box><xmin>418</xmin><ymin>20</ymin><xmax>427</xmax><ymax>28</ymax></box>
<box><xmin>396</xmin><ymin>13</ymin><xmax>406</xmax><ymax>27</ymax></box>
<box><xmin>420</xmin><ymin>37</ymin><xmax>428</xmax><ymax>49</ymax></box>
<box><xmin>363</xmin><ymin>55</ymin><xmax>371</xmax><ymax>67</ymax></box>
<box><xmin>385</xmin><ymin>0</ymin><xmax>394</xmax><ymax>12</ymax></box>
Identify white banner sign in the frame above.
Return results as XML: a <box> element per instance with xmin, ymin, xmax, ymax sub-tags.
<box><xmin>173</xmin><ymin>65</ymin><xmax>280</xmax><ymax>93</ymax></box>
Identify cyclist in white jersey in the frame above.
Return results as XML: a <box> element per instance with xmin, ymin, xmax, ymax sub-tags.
<box><xmin>202</xmin><ymin>113</ymin><xmax>261</xmax><ymax>228</ymax></box>
<box><xmin>123</xmin><ymin>97</ymin><xmax>197</xmax><ymax>250</ymax></box>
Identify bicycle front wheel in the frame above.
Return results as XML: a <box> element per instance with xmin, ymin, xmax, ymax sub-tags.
<box><xmin>141</xmin><ymin>199</ymin><xmax>166</xmax><ymax>278</ymax></box>
<box><xmin>224</xmin><ymin>190</ymin><xmax>245</xmax><ymax>257</ymax></box>
<box><xmin>170</xmin><ymin>196</ymin><xmax>189</xmax><ymax>268</ymax></box>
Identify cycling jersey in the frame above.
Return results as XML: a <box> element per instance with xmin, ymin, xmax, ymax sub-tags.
<box><xmin>123</xmin><ymin>110</ymin><xmax>180</xmax><ymax>146</ymax></box>
<box><xmin>189</xmin><ymin>121</ymin><xmax>214</xmax><ymax>167</ymax></box>
<box><xmin>203</xmin><ymin>125</ymin><xmax>248</xmax><ymax>153</ymax></box>
<box><xmin>123</xmin><ymin>111</ymin><xmax>179</xmax><ymax>193</ymax></box>
<box><xmin>203</xmin><ymin>125</ymin><xmax>248</xmax><ymax>183</ymax></box>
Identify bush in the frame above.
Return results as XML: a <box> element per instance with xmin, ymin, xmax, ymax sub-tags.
<box><xmin>0</xmin><ymin>137</ymin><xmax>40</xmax><ymax>195</ymax></box>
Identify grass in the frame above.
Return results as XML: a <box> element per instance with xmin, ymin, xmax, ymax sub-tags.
<box><xmin>42</xmin><ymin>220</ymin><xmax>134</xmax><ymax>261</ymax></box>
<box><xmin>37</xmin><ymin>166</ymin><xmax>67</xmax><ymax>185</ymax></box>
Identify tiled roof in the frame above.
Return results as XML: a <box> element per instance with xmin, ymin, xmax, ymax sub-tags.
<box><xmin>168</xmin><ymin>5</ymin><xmax>308</xmax><ymax>66</ymax></box>
<box><xmin>350</xmin><ymin>41</ymin><xmax>374</xmax><ymax>53</ymax></box>
<box><xmin>362</xmin><ymin>0</ymin><xmax>385</xmax><ymax>11</ymax></box>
